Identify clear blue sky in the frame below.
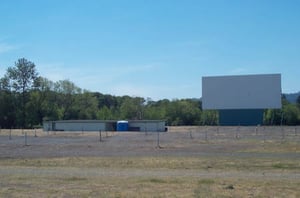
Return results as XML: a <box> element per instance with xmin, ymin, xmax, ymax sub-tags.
<box><xmin>0</xmin><ymin>0</ymin><xmax>299</xmax><ymax>100</ymax></box>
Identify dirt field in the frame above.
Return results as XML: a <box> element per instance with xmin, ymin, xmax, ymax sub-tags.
<box><xmin>0</xmin><ymin>126</ymin><xmax>299</xmax><ymax>197</ymax></box>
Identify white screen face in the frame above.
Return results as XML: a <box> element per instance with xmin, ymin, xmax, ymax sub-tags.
<box><xmin>202</xmin><ymin>74</ymin><xmax>282</xmax><ymax>110</ymax></box>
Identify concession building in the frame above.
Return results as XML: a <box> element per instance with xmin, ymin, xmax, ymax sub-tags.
<box><xmin>43</xmin><ymin>120</ymin><xmax>166</xmax><ymax>132</ymax></box>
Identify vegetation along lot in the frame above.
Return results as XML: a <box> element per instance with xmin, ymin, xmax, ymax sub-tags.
<box><xmin>0</xmin><ymin>126</ymin><xmax>299</xmax><ymax>197</ymax></box>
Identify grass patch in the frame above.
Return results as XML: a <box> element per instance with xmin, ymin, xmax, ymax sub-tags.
<box><xmin>272</xmin><ymin>163</ymin><xmax>300</xmax><ymax>169</ymax></box>
<box><xmin>63</xmin><ymin>176</ymin><xmax>88</xmax><ymax>182</ymax></box>
<box><xmin>148</xmin><ymin>178</ymin><xmax>167</xmax><ymax>184</ymax></box>
<box><xmin>198</xmin><ymin>179</ymin><xmax>215</xmax><ymax>185</ymax></box>
<box><xmin>194</xmin><ymin>179</ymin><xmax>215</xmax><ymax>198</ymax></box>
<box><xmin>1</xmin><ymin>156</ymin><xmax>299</xmax><ymax>171</ymax></box>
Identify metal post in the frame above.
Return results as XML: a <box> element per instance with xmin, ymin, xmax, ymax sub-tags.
<box><xmin>9</xmin><ymin>128</ymin><xmax>12</xmax><ymax>140</ymax></box>
<box><xmin>34</xmin><ymin>128</ymin><xmax>37</xmax><ymax>137</ymax></box>
<box><xmin>24</xmin><ymin>132</ymin><xmax>28</xmax><ymax>146</ymax></box>
<box><xmin>189</xmin><ymin>129</ymin><xmax>193</xmax><ymax>139</ymax></box>
<box><xmin>157</xmin><ymin>131</ymin><xmax>160</xmax><ymax>148</ymax></box>
<box><xmin>145</xmin><ymin>124</ymin><xmax>148</xmax><ymax>136</ymax></box>
<box><xmin>99</xmin><ymin>130</ymin><xmax>102</xmax><ymax>142</ymax></box>
<box><xmin>295</xmin><ymin>127</ymin><xmax>297</xmax><ymax>136</ymax></box>
<box><xmin>255</xmin><ymin>126</ymin><xmax>258</xmax><ymax>136</ymax></box>
<box><xmin>280</xmin><ymin>111</ymin><xmax>284</xmax><ymax>126</ymax></box>
<box><xmin>205</xmin><ymin>130</ymin><xmax>208</xmax><ymax>142</ymax></box>
<box><xmin>281</xmin><ymin>127</ymin><xmax>285</xmax><ymax>141</ymax></box>
<box><xmin>235</xmin><ymin>126</ymin><xmax>240</xmax><ymax>140</ymax></box>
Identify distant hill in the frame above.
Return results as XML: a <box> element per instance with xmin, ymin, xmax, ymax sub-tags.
<box><xmin>284</xmin><ymin>92</ymin><xmax>300</xmax><ymax>103</ymax></box>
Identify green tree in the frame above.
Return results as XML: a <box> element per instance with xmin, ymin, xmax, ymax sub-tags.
<box><xmin>144</xmin><ymin>98</ymin><xmax>167</xmax><ymax>120</ymax></box>
<box><xmin>282</xmin><ymin>103</ymin><xmax>300</xmax><ymax>125</ymax></box>
<box><xmin>6</xmin><ymin>58</ymin><xmax>38</xmax><ymax>128</ymax></box>
<box><xmin>164</xmin><ymin>99</ymin><xmax>201</xmax><ymax>126</ymax></box>
<box><xmin>0</xmin><ymin>77</ymin><xmax>16</xmax><ymax>128</ymax></box>
<box><xmin>120</xmin><ymin>96</ymin><xmax>145</xmax><ymax>120</ymax></box>
<box><xmin>25</xmin><ymin>77</ymin><xmax>57</xmax><ymax>126</ymax></box>
<box><xmin>263</xmin><ymin>109</ymin><xmax>282</xmax><ymax>125</ymax></box>
<box><xmin>75</xmin><ymin>91</ymin><xmax>98</xmax><ymax>119</ymax></box>
<box><xmin>54</xmin><ymin>80</ymin><xmax>81</xmax><ymax>120</ymax></box>
<box><xmin>97</xmin><ymin>106</ymin><xmax>114</xmax><ymax>120</ymax></box>
<box><xmin>201</xmin><ymin>110</ymin><xmax>218</xmax><ymax>125</ymax></box>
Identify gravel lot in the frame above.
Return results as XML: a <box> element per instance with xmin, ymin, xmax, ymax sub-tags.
<box><xmin>0</xmin><ymin>126</ymin><xmax>299</xmax><ymax>159</ymax></box>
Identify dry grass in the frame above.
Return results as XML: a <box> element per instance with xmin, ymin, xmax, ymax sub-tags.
<box><xmin>1</xmin><ymin>156</ymin><xmax>299</xmax><ymax>171</ymax></box>
<box><xmin>0</xmin><ymin>156</ymin><xmax>299</xmax><ymax>197</ymax></box>
<box><xmin>1</xmin><ymin>170</ymin><xmax>299</xmax><ymax>197</ymax></box>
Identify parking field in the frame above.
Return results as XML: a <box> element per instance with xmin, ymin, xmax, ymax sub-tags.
<box><xmin>0</xmin><ymin>126</ymin><xmax>299</xmax><ymax>197</ymax></box>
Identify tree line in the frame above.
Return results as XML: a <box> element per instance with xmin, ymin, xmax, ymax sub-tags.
<box><xmin>1</xmin><ymin>58</ymin><xmax>300</xmax><ymax>129</ymax></box>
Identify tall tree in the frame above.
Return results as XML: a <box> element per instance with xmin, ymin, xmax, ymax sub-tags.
<box><xmin>54</xmin><ymin>79</ymin><xmax>81</xmax><ymax>120</ymax></box>
<box><xmin>6</xmin><ymin>58</ymin><xmax>38</xmax><ymax>128</ymax></box>
<box><xmin>75</xmin><ymin>90</ymin><xmax>98</xmax><ymax>119</ymax></box>
<box><xmin>0</xmin><ymin>76</ymin><xmax>16</xmax><ymax>128</ymax></box>
<box><xmin>26</xmin><ymin>77</ymin><xmax>56</xmax><ymax>126</ymax></box>
<box><xmin>120</xmin><ymin>96</ymin><xmax>145</xmax><ymax>120</ymax></box>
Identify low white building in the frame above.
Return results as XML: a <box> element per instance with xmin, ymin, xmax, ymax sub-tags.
<box><xmin>129</xmin><ymin>120</ymin><xmax>166</xmax><ymax>132</ymax></box>
<box><xmin>43</xmin><ymin>120</ymin><xmax>166</xmax><ymax>132</ymax></box>
<box><xmin>43</xmin><ymin>120</ymin><xmax>114</xmax><ymax>132</ymax></box>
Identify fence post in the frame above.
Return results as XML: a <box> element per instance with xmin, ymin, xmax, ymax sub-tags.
<box><xmin>255</xmin><ymin>126</ymin><xmax>258</xmax><ymax>136</ymax></box>
<box><xmin>34</xmin><ymin>128</ymin><xmax>37</xmax><ymax>137</ymax></box>
<box><xmin>24</xmin><ymin>132</ymin><xmax>28</xmax><ymax>146</ymax></box>
<box><xmin>235</xmin><ymin>126</ymin><xmax>240</xmax><ymax>140</ymax></box>
<box><xmin>281</xmin><ymin>127</ymin><xmax>285</xmax><ymax>142</ymax></box>
<box><xmin>189</xmin><ymin>129</ymin><xmax>193</xmax><ymax>139</ymax></box>
<box><xmin>99</xmin><ymin>130</ymin><xmax>102</xmax><ymax>142</ymax></box>
<box><xmin>156</xmin><ymin>131</ymin><xmax>161</xmax><ymax>148</ymax></box>
<box><xmin>9</xmin><ymin>128</ymin><xmax>12</xmax><ymax>140</ymax></box>
<box><xmin>145</xmin><ymin>125</ymin><xmax>148</xmax><ymax>136</ymax></box>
